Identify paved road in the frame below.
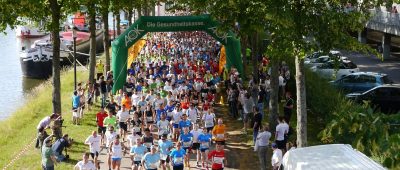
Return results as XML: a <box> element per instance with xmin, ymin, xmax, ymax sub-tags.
<box><xmin>343</xmin><ymin>51</ymin><xmax>400</xmax><ymax>83</ymax></box>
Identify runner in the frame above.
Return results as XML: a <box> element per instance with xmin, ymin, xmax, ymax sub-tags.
<box><xmin>202</xmin><ymin>108</ymin><xmax>216</xmax><ymax>133</ymax></box>
<box><xmin>157</xmin><ymin>113</ymin><xmax>171</xmax><ymax>139</ymax></box>
<box><xmin>127</xmin><ymin>127</ymin><xmax>141</xmax><ymax>149</ymax></box>
<box><xmin>130</xmin><ymin>111</ymin><xmax>143</xmax><ymax>136</ymax></box>
<box><xmin>74</xmin><ymin>152</ymin><xmax>96</xmax><ymax>170</ymax></box>
<box><xmin>116</xmin><ymin>105</ymin><xmax>130</xmax><ymax>141</ymax></box>
<box><xmin>141</xmin><ymin>146</ymin><xmax>161</xmax><ymax>170</ymax></box>
<box><xmin>212</xmin><ymin>118</ymin><xmax>226</xmax><ymax>145</ymax></box>
<box><xmin>190</xmin><ymin>124</ymin><xmax>203</xmax><ymax>167</ymax></box>
<box><xmin>84</xmin><ymin>131</ymin><xmax>101</xmax><ymax>169</ymax></box>
<box><xmin>109</xmin><ymin>135</ymin><xmax>128</xmax><ymax>170</ymax></box>
<box><xmin>144</xmin><ymin>104</ymin><xmax>155</xmax><ymax>130</ymax></box>
<box><xmin>172</xmin><ymin>106</ymin><xmax>183</xmax><ymax>141</ymax></box>
<box><xmin>169</xmin><ymin>142</ymin><xmax>187</xmax><ymax>170</ymax></box>
<box><xmin>103</xmin><ymin>111</ymin><xmax>117</xmax><ymax>129</ymax></box>
<box><xmin>105</xmin><ymin>126</ymin><xmax>118</xmax><ymax>170</ymax></box>
<box><xmin>198</xmin><ymin>127</ymin><xmax>212</xmax><ymax>169</ymax></box>
<box><xmin>187</xmin><ymin>104</ymin><xmax>199</xmax><ymax>125</ymax></box>
<box><xmin>158</xmin><ymin>134</ymin><xmax>174</xmax><ymax>170</ymax></box>
<box><xmin>208</xmin><ymin>142</ymin><xmax>227</xmax><ymax>170</ymax></box>
<box><xmin>96</xmin><ymin>107</ymin><xmax>108</xmax><ymax>146</ymax></box>
<box><xmin>142</xmin><ymin>128</ymin><xmax>154</xmax><ymax>152</ymax></box>
<box><xmin>179</xmin><ymin>127</ymin><xmax>193</xmax><ymax>168</ymax></box>
<box><xmin>178</xmin><ymin>113</ymin><xmax>192</xmax><ymax>133</ymax></box>
<box><xmin>130</xmin><ymin>138</ymin><xmax>147</xmax><ymax>170</ymax></box>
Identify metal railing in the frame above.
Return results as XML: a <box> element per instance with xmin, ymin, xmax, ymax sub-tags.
<box><xmin>368</xmin><ymin>9</ymin><xmax>400</xmax><ymax>27</ymax></box>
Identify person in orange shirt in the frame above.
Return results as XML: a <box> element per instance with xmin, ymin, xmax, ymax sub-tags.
<box><xmin>212</xmin><ymin>118</ymin><xmax>227</xmax><ymax>145</ymax></box>
<box><xmin>121</xmin><ymin>93</ymin><xmax>132</xmax><ymax>111</ymax></box>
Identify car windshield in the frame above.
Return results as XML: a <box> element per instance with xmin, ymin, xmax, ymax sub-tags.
<box><xmin>343</xmin><ymin>62</ymin><xmax>357</xmax><ymax>69</ymax></box>
<box><xmin>382</xmin><ymin>76</ymin><xmax>393</xmax><ymax>84</ymax></box>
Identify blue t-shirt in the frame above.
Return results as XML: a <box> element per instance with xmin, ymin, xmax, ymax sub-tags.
<box><xmin>178</xmin><ymin>120</ymin><xmax>192</xmax><ymax>130</ymax></box>
<box><xmin>156</xmin><ymin>109</ymin><xmax>166</xmax><ymax>122</ymax></box>
<box><xmin>72</xmin><ymin>95</ymin><xmax>80</xmax><ymax>108</ymax></box>
<box><xmin>158</xmin><ymin>140</ymin><xmax>174</xmax><ymax>155</ymax></box>
<box><xmin>136</xmin><ymin>85</ymin><xmax>142</xmax><ymax>92</ymax></box>
<box><xmin>130</xmin><ymin>144</ymin><xmax>147</xmax><ymax>161</ymax></box>
<box><xmin>164</xmin><ymin>105</ymin><xmax>175</xmax><ymax>121</ymax></box>
<box><xmin>142</xmin><ymin>153</ymin><xmax>160</xmax><ymax>169</ymax></box>
<box><xmin>169</xmin><ymin>148</ymin><xmax>186</xmax><ymax>166</ymax></box>
<box><xmin>180</xmin><ymin>132</ymin><xmax>193</xmax><ymax>148</ymax></box>
<box><xmin>198</xmin><ymin>133</ymin><xmax>212</xmax><ymax>149</ymax></box>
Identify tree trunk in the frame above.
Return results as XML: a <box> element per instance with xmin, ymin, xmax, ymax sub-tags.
<box><xmin>49</xmin><ymin>0</ymin><xmax>61</xmax><ymax>114</ymax></box>
<box><xmin>102</xmin><ymin>0</ymin><xmax>110</xmax><ymax>72</ymax></box>
<box><xmin>116</xmin><ymin>10</ymin><xmax>121</xmax><ymax>35</ymax></box>
<box><xmin>128</xmin><ymin>9</ymin><xmax>133</xmax><ymax>26</ymax></box>
<box><xmin>240</xmin><ymin>34</ymin><xmax>247</xmax><ymax>76</ymax></box>
<box><xmin>252</xmin><ymin>32</ymin><xmax>259</xmax><ymax>83</ymax></box>
<box><xmin>269</xmin><ymin>57</ymin><xmax>279</xmax><ymax>132</ymax></box>
<box><xmin>138</xmin><ymin>7</ymin><xmax>142</xmax><ymax>17</ymax></box>
<box><xmin>295</xmin><ymin>51</ymin><xmax>307</xmax><ymax>147</ymax></box>
<box><xmin>88</xmin><ymin>2</ymin><xmax>97</xmax><ymax>84</ymax></box>
<box><xmin>49</xmin><ymin>0</ymin><xmax>62</xmax><ymax>139</ymax></box>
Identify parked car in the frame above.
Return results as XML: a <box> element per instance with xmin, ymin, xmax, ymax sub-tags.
<box><xmin>346</xmin><ymin>84</ymin><xmax>400</xmax><ymax>114</ymax></box>
<box><xmin>305</xmin><ymin>55</ymin><xmax>350</xmax><ymax>67</ymax></box>
<box><xmin>305</xmin><ymin>50</ymin><xmax>343</xmax><ymax>63</ymax></box>
<box><xmin>310</xmin><ymin>60</ymin><xmax>359</xmax><ymax>80</ymax></box>
<box><xmin>331</xmin><ymin>72</ymin><xmax>393</xmax><ymax>93</ymax></box>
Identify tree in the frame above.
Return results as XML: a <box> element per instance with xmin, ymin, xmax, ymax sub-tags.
<box><xmin>87</xmin><ymin>1</ymin><xmax>97</xmax><ymax>84</ymax></box>
<box><xmin>100</xmin><ymin>0</ymin><xmax>111</xmax><ymax>72</ymax></box>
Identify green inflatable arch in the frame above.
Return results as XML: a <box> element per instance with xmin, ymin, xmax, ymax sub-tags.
<box><xmin>111</xmin><ymin>15</ymin><xmax>242</xmax><ymax>94</ymax></box>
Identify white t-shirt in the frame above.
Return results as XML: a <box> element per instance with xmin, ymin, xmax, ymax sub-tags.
<box><xmin>131</xmin><ymin>94</ymin><xmax>141</xmax><ymax>106</ymax></box>
<box><xmin>105</xmin><ymin>131</ymin><xmax>117</xmax><ymax>147</ymax></box>
<box><xmin>272</xmin><ymin>149</ymin><xmax>283</xmax><ymax>167</ymax></box>
<box><xmin>157</xmin><ymin>119</ymin><xmax>170</xmax><ymax>135</ymax></box>
<box><xmin>74</xmin><ymin>160</ymin><xmax>96</xmax><ymax>170</ymax></box>
<box><xmin>154</xmin><ymin>99</ymin><xmax>165</xmax><ymax>110</ymax></box>
<box><xmin>275</xmin><ymin>123</ymin><xmax>288</xmax><ymax>141</ymax></box>
<box><xmin>127</xmin><ymin>134</ymin><xmax>140</xmax><ymax>148</ymax></box>
<box><xmin>85</xmin><ymin>135</ymin><xmax>101</xmax><ymax>153</ymax></box>
<box><xmin>279</xmin><ymin>76</ymin><xmax>286</xmax><ymax>86</ymax></box>
<box><xmin>187</xmin><ymin>108</ymin><xmax>198</xmax><ymax>123</ymax></box>
<box><xmin>190</xmin><ymin>129</ymin><xmax>203</xmax><ymax>143</ymax></box>
<box><xmin>256</xmin><ymin>131</ymin><xmax>271</xmax><ymax>147</ymax></box>
<box><xmin>202</xmin><ymin>113</ymin><xmax>215</xmax><ymax>128</ymax></box>
<box><xmin>164</xmin><ymin>85</ymin><xmax>172</xmax><ymax>92</ymax></box>
<box><xmin>117</xmin><ymin>110</ymin><xmax>130</xmax><ymax>123</ymax></box>
<box><xmin>172</xmin><ymin>110</ymin><xmax>182</xmax><ymax>123</ymax></box>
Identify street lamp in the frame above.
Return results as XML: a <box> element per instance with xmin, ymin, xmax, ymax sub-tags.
<box><xmin>73</xmin><ymin>27</ymin><xmax>77</xmax><ymax>91</ymax></box>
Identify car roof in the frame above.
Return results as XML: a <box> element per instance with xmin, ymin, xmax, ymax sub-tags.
<box><xmin>362</xmin><ymin>84</ymin><xmax>400</xmax><ymax>94</ymax></box>
<box><xmin>348</xmin><ymin>72</ymin><xmax>387</xmax><ymax>77</ymax></box>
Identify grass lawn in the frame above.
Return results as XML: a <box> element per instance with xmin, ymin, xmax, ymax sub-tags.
<box><xmin>0</xmin><ymin>67</ymin><xmax>104</xmax><ymax>169</ymax></box>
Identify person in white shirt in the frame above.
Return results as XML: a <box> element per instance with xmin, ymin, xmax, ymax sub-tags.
<box><xmin>105</xmin><ymin>126</ymin><xmax>117</xmax><ymax>170</ymax></box>
<box><xmin>131</xmin><ymin>91</ymin><xmax>141</xmax><ymax>110</ymax></box>
<box><xmin>187</xmin><ymin>104</ymin><xmax>199</xmax><ymax>125</ymax></box>
<box><xmin>74</xmin><ymin>152</ymin><xmax>96</xmax><ymax>170</ymax></box>
<box><xmin>190</xmin><ymin>124</ymin><xmax>203</xmax><ymax>166</ymax></box>
<box><xmin>255</xmin><ymin>126</ymin><xmax>272</xmax><ymax>170</ymax></box>
<box><xmin>275</xmin><ymin>117</ymin><xmax>288</xmax><ymax>152</ymax></box>
<box><xmin>157</xmin><ymin>113</ymin><xmax>172</xmax><ymax>138</ymax></box>
<box><xmin>127</xmin><ymin>128</ymin><xmax>141</xmax><ymax>149</ymax></box>
<box><xmin>84</xmin><ymin>131</ymin><xmax>101</xmax><ymax>169</ymax></box>
<box><xmin>271</xmin><ymin>143</ymin><xmax>283</xmax><ymax>170</ymax></box>
<box><xmin>116</xmin><ymin>105</ymin><xmax>130</xmax><ymax>141</ymax></box>
<box><xmin>164</xmin><ymin>81</ymin><xmax>173</xmax><ymax>92</ymax></box>
<box><xmin>202</xmin><ymin>109</ymin><xmax>216</xmax><ymax>133</ymax></box>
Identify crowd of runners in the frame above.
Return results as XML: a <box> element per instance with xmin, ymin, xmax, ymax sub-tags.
<box><xmin>38</xmin><ymin>24</ymin><xmax>296</xmax><ymax>170</ymax></box>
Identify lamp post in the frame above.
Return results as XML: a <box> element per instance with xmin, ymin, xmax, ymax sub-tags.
<box><xmin>73</xmin><ymin>27</ymin><xmax>77</xmax><ymax>91</ymax></box>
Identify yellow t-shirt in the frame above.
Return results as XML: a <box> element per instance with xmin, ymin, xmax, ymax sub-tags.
<box><xmin>212</xmin><ymin>124</ymin><xmax>226</xmax><ymax>141</ymax></box>
<box><xmin>96</xmin><ymin>63</ymin><xmax>104</xmax><ymax>74</ymax></box>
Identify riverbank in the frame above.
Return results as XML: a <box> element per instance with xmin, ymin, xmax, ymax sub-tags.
<box><xmin>0</xmin><ymin>64</ymin><xmax>101</xmax><ymax>169</ymax></box>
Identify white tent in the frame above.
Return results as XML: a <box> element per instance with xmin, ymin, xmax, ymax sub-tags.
<box><xmin>282</xmin><ymin>144</ymin><xmax>386</xmax><ymax>170</ymax></box>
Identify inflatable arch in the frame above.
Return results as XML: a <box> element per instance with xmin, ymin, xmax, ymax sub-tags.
<box><xmin>111</xmin><ymin>15</ymin><xmax>242</xmax><ymax>93</ymax></box>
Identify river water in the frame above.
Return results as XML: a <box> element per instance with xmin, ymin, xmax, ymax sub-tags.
<box><xmin>0</xmin><ymin>28</ymin><xmax>45</xmax><ymax>120</ymax></box>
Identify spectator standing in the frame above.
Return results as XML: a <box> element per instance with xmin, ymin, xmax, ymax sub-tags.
<box><xmin>283</xmin><ymin>91</ymin><xmax>294</xmax><ymax>123</ymax></box>
<box><xmin>271</xmin><ymin>143</ymin><xmax>283</xmax><ymax>170</ymax></box>
<box><xmin>242</xmin><ymin>93</ymin><xmax>255</xmax><ymax>134</ymax></box>
<box><xmin>252</xmin><ymin>107</ymin><xmax>263</xmax><ymax>144</ymax></box>
<box><xmin>42</xmin><ymin>135</ymin><xmax>57</xmax><ymax>170</ymax></box>
<box><xmin>255</xmin><ymin>126</ymin><xmax>271</xmax><ymax>170</ymax></box>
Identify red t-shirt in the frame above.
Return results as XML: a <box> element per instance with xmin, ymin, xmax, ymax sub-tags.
<box><xmin>208</xmin><ymin>150</ymin><xmax>225</xmax><ymax>169</ymax></box>
<box><xmin>181</xmin><ymin>101</ymin><xmax>190</xmax><ymax>110</ymax></box>
<box><xmin>96</xmin><ymin>112</ymin><xmax>108</xmax><ymax>127</ymax></box>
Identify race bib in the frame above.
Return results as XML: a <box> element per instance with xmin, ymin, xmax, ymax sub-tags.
<box><xmin>134</xmin><ymin>153</ymin><xmax>143</xmax><ymax>161</ymax></box>
<box><xmin>160</xmin><ymin>153</ymin><xmax>168</xmax><ymax>160</ymax></box>
<box><xmin>145</xmin><ymin>142</ymin><xmax>152</xmax><ymax>148</ymax></box>
<box><xmin>146</xmin><ymin>117</ymin><xmax>153</xmax><ymax>122</ymax></box>
<box><xmin>217</xmin><ymin>134</ymin><xmax>224</xmax><ymax>139</ymax></box>
<box><xmin>167</xmin><ymin>112</ymin><xmax>173</xmax><ymax>117</ymax></box>
<box><xmin>133</xmin><ymin>127</ymin><xmax>141</xmax><ymax>132</ymax></box>
<box><xmin>205</xmin><ymin>120</ymin><xmax>213</xmax><ymax>127</ymax></box>
<box><xmin>183</xmin><ymin>141</ymin><xmax>192</xmax><ymax>147</ymax></box>
<box><xmin>148</xmin><ymin>162</ymin><xmax>158</xmax><ymax>169</ymax></box>
<box><xmin>174</xmin><ymin>157</ymin><xmax>183</xmax><ymax>164</ymax></box>
<box><xmin>214</xmin><ymin>157</ymin><xmax>224</xmax><ymax>165</ymax></box>
<box><xmin>201</xmin><ymin>142</ymin><xmax>210</xmax><ymax>148</ymax></box>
